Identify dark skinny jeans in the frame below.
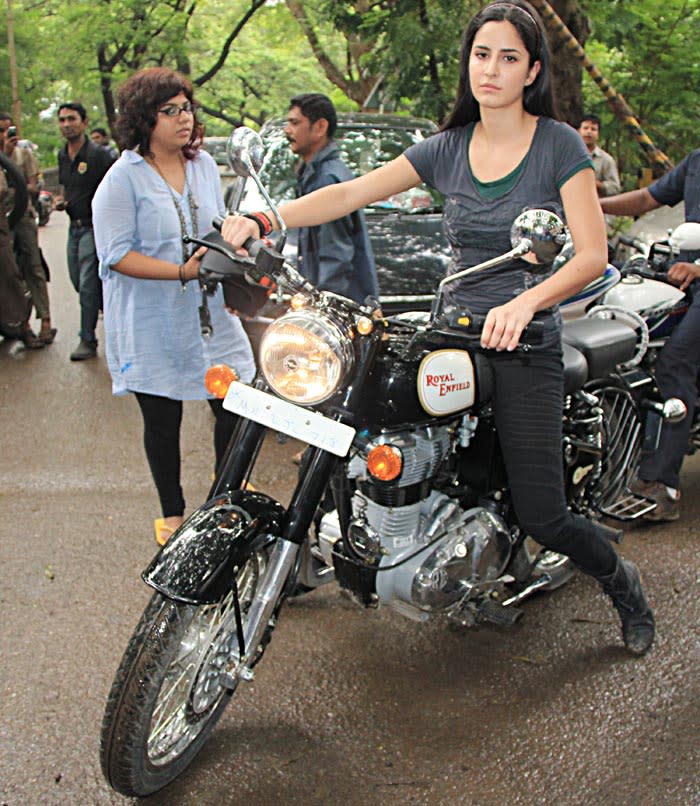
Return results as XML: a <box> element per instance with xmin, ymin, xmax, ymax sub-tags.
<box><xmin>135</xmin><ymin>392</ymin><xmax>237</xmax><ymax>518</ymax></box>
<box><xmin>489</xmin><ymin>345</ymin><xmax>618</xmax><ymax>579</ymax></box>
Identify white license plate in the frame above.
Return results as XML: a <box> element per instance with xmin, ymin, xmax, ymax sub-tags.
<box><xmin>223</xmin><ymin>381</ymin><xmax>356</xmax><ymax>457</ymax></box>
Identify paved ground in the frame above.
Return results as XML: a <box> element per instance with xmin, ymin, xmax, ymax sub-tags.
<box><xmin>1</xmin><ymin>212</ymin><xmax>700</xmax><ymax>805</ymax></box>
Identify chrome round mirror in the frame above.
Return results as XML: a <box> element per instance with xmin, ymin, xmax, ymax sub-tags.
<box><xmin>226</xmin><ymin>126</ymin><xmax>264</xmax><ymax>178</ymax></box>
<box><xmin>510</xmin><ymin>208</ymin><xmax>567</xmax><ymax>270</ymax></box>
<box><xmin>552</xmin><ymin>231</ymin><xmax>574</xmax><ymax>272</ymax></box>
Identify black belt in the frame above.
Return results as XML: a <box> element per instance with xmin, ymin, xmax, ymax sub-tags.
<box><xmin>70</xmin><ymin>218</ymin><xmax>92</xmax><ymax>228</ymax></box>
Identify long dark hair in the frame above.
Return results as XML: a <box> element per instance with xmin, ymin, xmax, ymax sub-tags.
<box><xmin>442</xmin><ymin>0</ymin><xmax>557</xmax><ymax>130</ymax></box>
<box><xmin>114</xmin><ymin>67</ymin><xmax>204</xmax><ymax>159</ymax></box>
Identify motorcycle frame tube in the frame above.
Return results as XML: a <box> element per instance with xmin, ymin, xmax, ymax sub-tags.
<box><xmin>236</xmin><ymin>537</ymin><xmax>299</xmax><ymax>666</ymax></box>
<box><xmin>210</xmin><ymin>416</ymin><xmax>266</xmax><ymax>499</ymax></box>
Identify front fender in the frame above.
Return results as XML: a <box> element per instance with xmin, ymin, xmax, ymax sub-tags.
<box><xmin>142</xmin><ymin>490</ymin><xmax>286</xmax><ymax>605</ymax></box>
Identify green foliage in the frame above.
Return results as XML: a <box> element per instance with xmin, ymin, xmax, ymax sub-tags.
<box><xmin>315</xmin><ymin>0</ymin><xmax>477</xmax><ymax>119</ymax></box>
<box><xmin>580</xmin><ymin>0</ymin><xmax>700</xmax><ymax>185</ymax></box>
<box><xmin>3</xmin><ymin>0</ymin><xmax>700</xmax><ymax>180</ymax></box>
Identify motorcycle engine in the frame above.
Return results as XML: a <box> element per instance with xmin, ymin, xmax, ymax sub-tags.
<box><xmin>317</xmin><ymin>423</ymin><xmax>513</xmax><ymax>615</ymax></box>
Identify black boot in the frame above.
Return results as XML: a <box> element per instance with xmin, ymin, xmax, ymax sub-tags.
<box><xmin>598</xmin><ymin>559</ymin><xmax>655</xmax><ymax>655</ymax></box>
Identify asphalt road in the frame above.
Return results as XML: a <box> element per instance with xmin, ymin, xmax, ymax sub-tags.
<box><xmin>2</xmin><ymin>212</ymin><xmax>700</xmax><ymax>805</ymax></box>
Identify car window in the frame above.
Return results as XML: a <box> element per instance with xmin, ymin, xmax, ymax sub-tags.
<box><xmin>257</xmin><ymin>121</ymin><xmax>443</xmax><ymax>214</ymax></box>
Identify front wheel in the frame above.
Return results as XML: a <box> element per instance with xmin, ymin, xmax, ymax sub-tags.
<box><xmin>100</xmin><ymin>548</ymin><xmax>272</xmax><ymax>797</ymax></box>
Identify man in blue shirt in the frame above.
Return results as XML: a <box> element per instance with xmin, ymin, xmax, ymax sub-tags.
<box><xmin>601</xmin><ymin>152</ymin><xmax>700</xmax><ymax>521</ymax></box>
<box><xmin>285</xmin><ymin>93</ymin><xmax>378</xmax><ymax>304</ymax></box>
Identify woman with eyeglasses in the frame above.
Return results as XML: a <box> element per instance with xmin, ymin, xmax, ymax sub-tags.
<box><xmin>92</xmin><ymin>67</ymin><xmax>255</xmax><ymax>546</ymax></box>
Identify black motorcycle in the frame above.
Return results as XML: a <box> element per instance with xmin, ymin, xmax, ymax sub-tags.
<box><xmin>100</xmin><ymin>128</ymin><xmax>681</xmax><ymax>797</ymax></box>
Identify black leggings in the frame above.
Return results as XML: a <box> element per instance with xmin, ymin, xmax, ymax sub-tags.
<box><xmin>134</xmin><ymin>393</ymin><xmax>237</xmax><ymax>518</ymax></box>
<box><xmin>489</xmin><ymin>346</ymin><xmax>618</xmax><ymax>579</ymax></box>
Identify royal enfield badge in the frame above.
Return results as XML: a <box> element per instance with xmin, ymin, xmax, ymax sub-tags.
<box><xmin>78</xmin><ymin>162</ymin><xmax>88</xmax><ymax>174</ymax></box>
<box><xmin>417</xmin><ymin>349</ymin><xmax>476</xmax><ymax>416</ymax></box>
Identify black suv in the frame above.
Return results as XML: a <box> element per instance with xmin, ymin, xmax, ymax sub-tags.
<box><xmin>240</xmin><ymin>112</ymin><xmax>451</xmax><ymax>312</ymax></box>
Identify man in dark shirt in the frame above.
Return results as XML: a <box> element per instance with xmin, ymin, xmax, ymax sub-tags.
<box><xmin>285</xmin><ymin>93</ymin><xmax>377</xmax><ymax>304</ymax></box>
<box><xmin>56</xmin><ymin>102</ymin><xmax>114</xmax><ymax>360</ymax></box>
<box><xmin>601</xmin><ymin>151</ymin><xmax>700</xmax><ymax>521</ymax></box>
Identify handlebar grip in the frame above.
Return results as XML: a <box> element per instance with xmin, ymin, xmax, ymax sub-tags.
<box><xmin>617</xmin><ymin>234</ymin><xmax>647</xmax><ymax>252</ymax></box>
<box><xmin>446</xmin><ymin>311</ymin><xmax>544</xmax><ymax>345</ymax></box>
<box><xmin>211</xmin><ymin>215</ymin><xmax>265</xmax><ymax>257</ymax></box>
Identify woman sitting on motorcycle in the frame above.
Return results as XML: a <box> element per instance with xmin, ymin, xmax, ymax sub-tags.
<box><xmin>222</xmin><ymin>0</ymin><xmax>654</xmax><ymax>655</ymax></box>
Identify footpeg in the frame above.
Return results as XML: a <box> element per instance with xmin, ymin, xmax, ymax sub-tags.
<box><xmin>599</xmin><ymin>492</ymin><xmax>657</xmax><ymax>520</ymax></box>
<box><xmin>476</xmin><ymin>597</ymin><xmax>523</xmax><ymax>627</ymax></box>
<box><xmin>501</xmin><ymin>573</ymin><xmax>552</xmax><ymax>608</ymax></box>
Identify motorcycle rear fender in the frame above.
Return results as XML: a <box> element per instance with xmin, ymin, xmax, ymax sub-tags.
<box><xmin>142</xmin><ymin>490</ymin><xmax>286</xmax><ymax>605</ymax></box>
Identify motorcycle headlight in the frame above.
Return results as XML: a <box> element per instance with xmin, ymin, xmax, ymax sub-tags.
<box><xmin>259</xmin><ymin>311</ymin><xmax>354</xmax><ymax>405</ymax></box>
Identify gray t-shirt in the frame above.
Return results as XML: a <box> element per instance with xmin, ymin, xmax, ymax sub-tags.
<box><xmin>404</xmin><ymin>117</ymin><xmax>591</xmax><ymax>343</ymax></box>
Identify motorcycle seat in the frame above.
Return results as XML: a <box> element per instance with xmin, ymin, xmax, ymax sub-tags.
<box><xmin>561</xmin><ymin>318</ymin><xmax>637</xmax><ymax>379</ymax></box>
<box><xmin>562</xmin><ymin>341</ymin><xmax>587</xmax><ymax>394</ymax></box>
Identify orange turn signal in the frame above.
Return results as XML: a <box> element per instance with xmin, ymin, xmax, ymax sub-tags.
<box><xmin>205</xmin><ymin>364</ymin><xmax>238</xmax><ymax>399</ymax></box>
<box><xmin>356</xmin><ymin>316</ymin><xmax>373</xmax><ymax>336</ymax></box>
<box><xmin>367</xmin><ymin>444</ymin><xmax>402</xmax><ymax>481</ymax></box>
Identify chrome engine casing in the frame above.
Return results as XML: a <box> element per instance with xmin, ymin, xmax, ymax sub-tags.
<box><xmin>317</xmin><ymin>422</ymin><xmax>514</xmax><ymax>616</ymax></box>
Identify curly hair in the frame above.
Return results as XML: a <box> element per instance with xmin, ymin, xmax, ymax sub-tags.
<box><xmin>114</xmin><ymin>67</ymin><xmax>204</xmax><ymax>159</ymax></box>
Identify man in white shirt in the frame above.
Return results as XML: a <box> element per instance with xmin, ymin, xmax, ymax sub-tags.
<box><xmin>578</xmin><ymin>113</ymin><xmax>621</xmax><ymax>198</ymax></box>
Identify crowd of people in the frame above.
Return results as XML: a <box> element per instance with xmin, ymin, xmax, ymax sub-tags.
<box><xmin>2</xmin><ymin>0</ymin><xmax>699</xmax><ymax>656</ymax></box>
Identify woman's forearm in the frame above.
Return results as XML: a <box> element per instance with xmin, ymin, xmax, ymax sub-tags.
<box><xmin>276</xmin><ymin>156</ymin><xmax>421</xmax><ymax>229</ymax></box>
<box><xmin>112</xmin><ymin>250</ymin><xmax>199</xmax><ymax>281</ymax></box>
<box><xmin>517</xmin><ymin>249</ymin><xmax>607</xmax><ymax>313</ymax></box>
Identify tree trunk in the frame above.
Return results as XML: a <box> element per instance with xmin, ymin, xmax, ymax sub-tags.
<box><xmin>543</xmin><ymin>0</ymin><xmax>588</xmax><ymax>125</ymax></box>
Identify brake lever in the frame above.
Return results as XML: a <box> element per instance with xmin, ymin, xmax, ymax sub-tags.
<box><xmin>182</xmin><ymin>235</ymin><xmax>256</xmax><ymax>268</ymax></box>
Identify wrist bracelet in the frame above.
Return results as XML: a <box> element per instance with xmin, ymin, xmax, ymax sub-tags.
<box><xmin>178</xmin><ymin>262</ymin><xmax>187</xmax><ymax>291</ymax></box>
<box><xmin>242</xmin><ymin>211</ymin><xmax>273</xmax><ymax>237</ymax></box>
<box><xmin>259</xmin><ymin>210</ymin><xmax>274</xmax><ymax>232</ymax></box>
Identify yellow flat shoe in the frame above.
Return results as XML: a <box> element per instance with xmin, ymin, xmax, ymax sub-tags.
<box><xmin>154</xmin><ymin>518</ymin><xmax>177</xmax><ymax>547</ymax></box>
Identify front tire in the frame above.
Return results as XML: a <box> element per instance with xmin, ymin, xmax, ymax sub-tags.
<box><xmin>100</xmin><ymin>549</ymin><xmax>270</xmax><ymax>797</ymax></box>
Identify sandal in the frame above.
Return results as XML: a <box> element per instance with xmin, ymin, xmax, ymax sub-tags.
<box><xmin>39</xmin><ymin>327</ymin><xmax>57</xmax><ymax>345</ymax></box>
<box><xmin>154</xmin><ymin>518</ymin><xmax>178</xmax><ymax>547</ymax></box>
<box><xmin>22</xmin><ymin>328</ymin><xmax>45</xmax><ymax>349</ymax></box>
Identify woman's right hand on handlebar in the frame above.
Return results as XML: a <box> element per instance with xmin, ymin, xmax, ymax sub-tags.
<box><xmin>221</xmin><ymin>214</ymin><xmax>259</xmax><ymax>254</ymax></box>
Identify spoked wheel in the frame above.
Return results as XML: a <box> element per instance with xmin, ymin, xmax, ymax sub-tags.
<box><xmin>100</xmin><ymin>548</ymin><xmax>270</xmax><ymax>797</ymax></box>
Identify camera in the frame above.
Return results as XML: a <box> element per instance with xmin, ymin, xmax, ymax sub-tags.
<box><xmin>7</xmin><ymin>126</ymin><xmax>17</xmax><ymax>138</ymax></box>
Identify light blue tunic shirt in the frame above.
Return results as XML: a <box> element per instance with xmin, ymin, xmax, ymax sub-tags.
<box><xmin>93</xmin><ymin>149</ymin><xmax>255</xmax><ymax>398</ymax></box>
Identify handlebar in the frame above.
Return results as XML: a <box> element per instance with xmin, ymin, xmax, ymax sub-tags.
<box><xmin>617</xmin><ymin>234</ymin><xmax>649</xmax><ymax>253</ymax></box>
<box><xmin>619</xmin><ymin>256</ymin><xmax>672</xmax><ymax>283</ymax></box>
<box><xmin>212</xmin><ymin>214</ymin><xmax>262</xmax><ymax>257</ymax></box>
<box><xmin>632</xmin><ymin>267</ymin><xmax>673</xmax><ymax>283</ymax></box>
<box><xmin>442</xmin><ymin>310</ymin><xmax>545</xmax><ymax>346</ymax></box>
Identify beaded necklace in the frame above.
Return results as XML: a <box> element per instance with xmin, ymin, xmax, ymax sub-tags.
<box><xmin>149</xmin><ymin>155</ymin><xmax>199</xmax><ymax>263</ymax></box>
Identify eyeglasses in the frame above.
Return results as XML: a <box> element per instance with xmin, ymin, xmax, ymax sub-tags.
<box><xmin>158</xmin><ymin>101</ymin><xmax>196</xmax><ymax>118</ymax></box>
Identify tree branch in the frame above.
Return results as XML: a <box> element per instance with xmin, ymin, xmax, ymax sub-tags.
<box><xmin>194</xmin><ymin>0</ymin><xmax>268</xmax><ymax>86</ymax></box>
